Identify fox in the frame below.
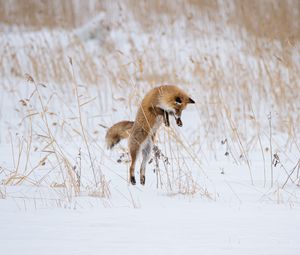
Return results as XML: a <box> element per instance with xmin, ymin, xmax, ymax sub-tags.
<box><xmin>105</xmin><ymin>85</ymin><xmax>195</xmax><ymax>185</ymax></box>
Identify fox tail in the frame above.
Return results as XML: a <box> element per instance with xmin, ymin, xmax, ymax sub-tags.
<box><xmin>105</xmin><ymin>120</ymin><xmax>134</xmax><ymax>149</ymax></box>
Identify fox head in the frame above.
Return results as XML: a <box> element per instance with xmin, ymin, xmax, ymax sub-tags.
<box><xmin>157</xmin><ymin>85</ymin><xmax>195</xmax><ymax>118</ymax></box>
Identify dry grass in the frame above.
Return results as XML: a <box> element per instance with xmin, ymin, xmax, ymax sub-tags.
<box><xmin>231</xmin><ymin>0</ymin><xmax>300</xmax><ymax>42</ymax></box>
<box><xmin>0</xmin><ymin>0</ymin><xmax>103</xmax><ymax>29</ymax></box>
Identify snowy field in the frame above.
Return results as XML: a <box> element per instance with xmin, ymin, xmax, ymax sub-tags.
<box><xmin>0</xmin><ymin>1</ymin><xmax>300</xmax><ymax>254</ymax></box>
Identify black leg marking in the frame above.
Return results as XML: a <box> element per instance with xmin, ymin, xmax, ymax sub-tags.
<box><xmin>163</xmin><ymin>111</ymin><xmax>170</xmax><ymax>127</ymax></box>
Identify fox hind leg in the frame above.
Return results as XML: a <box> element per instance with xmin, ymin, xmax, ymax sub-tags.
<box><xmin>129</xmin><ymin>146</ymin><xmax>138</xmax><ymax>185</ymax></box>
<box><xmin>140</xmin><ymin>139</ymin><xmax>152</xmax><ymax>185</ymax></box>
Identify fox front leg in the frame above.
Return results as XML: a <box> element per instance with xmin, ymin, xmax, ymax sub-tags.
<box><xmin>162</xmin><ymin>109</ymin><xmax>182</xmax><ymax>127</ymax></box>
<box><xmin>163</xmin><ymin>111</ymin><xmax>170</xmax><ymax>127</ymax></box>
<box><xmin>170</xmin><ymin>112</ymin><xmax>182</xmax><ymax>127</ymax></box>
<box><xmin>150</xmin><ymin>106</ymin><xmax>170</xmax><ymax>127</ymax></box>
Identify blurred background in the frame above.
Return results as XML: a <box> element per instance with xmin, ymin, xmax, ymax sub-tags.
<box><xmin>1</xmin><ymin>0</ymin><xmax>299</xmax><ymax>132</ymax></box>
<box><xmin>0</xmin><ymin>0</ymin><xmax>299</xmax><ymax>40</ymax></box>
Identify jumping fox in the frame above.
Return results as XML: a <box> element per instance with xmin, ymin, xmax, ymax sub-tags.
<box><xmin>105</xmin><ymin>85</ymin><xmax>195</xmax><ymax>185</ymax></box>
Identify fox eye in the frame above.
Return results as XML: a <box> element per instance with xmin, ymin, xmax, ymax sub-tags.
<box><xmin>175</xmin><ymin>97</ymin><xmax>182</xmax><ymax>104</ymax></box>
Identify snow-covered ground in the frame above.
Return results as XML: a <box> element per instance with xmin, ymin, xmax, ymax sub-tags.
<box><xmin>1</xmin><ymin>2</ymin><xmax>300</xmax><ymax>254</ymax></box>
<box><xmin>1</xmin><ymin>195</ymin><xmax>300</xmax><ymax>255</ymax></box>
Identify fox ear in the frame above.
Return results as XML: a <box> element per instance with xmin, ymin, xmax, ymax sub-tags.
<box><xmin>188</xmin><ymin>97</ymin><xmax>195</xmax><ymax>104</ymax></box>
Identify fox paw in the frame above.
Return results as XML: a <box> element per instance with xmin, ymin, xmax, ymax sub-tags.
<box><xmin>130</xmin><ymin>176</ymin><xmax>136</xmax><ymax>185</ymax></box>
<box><xmin>176</xmin><ymin>117</ymin><xmax>183</xmax><ymax>127</ymax></box>
<box><xmin>140</xmin><ymin>175</ymin><xmax>145</xmax><ymax>185</ymax></box>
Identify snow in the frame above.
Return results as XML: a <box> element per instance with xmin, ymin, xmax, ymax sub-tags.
<box><xmin>1</xmin><ymin>2</ymin><xmax>300</xmax><ymax>254</ymax></box>
<box><xmin>1</xmin><ymin>192</ymin><xmax>300</xmax><ymax>255</ymax></box>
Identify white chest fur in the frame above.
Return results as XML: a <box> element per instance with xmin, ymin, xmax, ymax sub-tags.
<box><xmin>158</xmin><ymin>101</ymin><xmax>175</xmax><ymax>115</ymax></box>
